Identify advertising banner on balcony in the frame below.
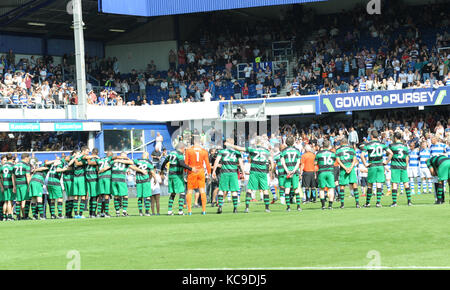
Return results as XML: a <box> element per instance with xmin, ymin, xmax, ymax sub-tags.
<box><xmin>320</xmin><ymin>86</ymin><xmax>450</xmax><ymax>113</ymax></box>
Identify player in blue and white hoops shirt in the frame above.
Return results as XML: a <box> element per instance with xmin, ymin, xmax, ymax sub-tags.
<box><xmin>408</xmin><ymin>142</ymin><xmax>421</xmax><ymax>195</ymax></box>
<box><xmin>419</xmin><ymin>140</ymin><xmax>433</xmax><ymax>195</ymax></box>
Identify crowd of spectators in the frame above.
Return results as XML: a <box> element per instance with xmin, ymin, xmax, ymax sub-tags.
<box><xmin>288</xmin><ymin>2</ymin><xmax>450</xmax><ymax>95</ymax></box>
<box><xmin>0</xmin><ymin>132</ymin><xmax>87</xmax><ymax>152</ymax></box>
<box><xmin>0</xmin><ymin>49</ymin><xmax>80</xmax><ymax>108</ymax></box>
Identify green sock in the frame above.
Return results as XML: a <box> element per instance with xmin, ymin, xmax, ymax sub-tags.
<box><xmin>92</xmin><ymin>200</ymin><xmax>97</xmax><ymax>215</ymax></box>
<box><xmin>263</xmin><ymin>194</ymin><xmax>270</xmax><ymax>209</ymax></box>
<box><xmin>114</xmin><ymin>199</ymin><xmax>120</xmax><ymax>211</ymax></box>
<box><xmin>122</xmin><ymin>198</ymin><xmax>128</xmax><ymax>211</ymax></box>
<box><xmin>57</xmin><ymin>202</ymin><xmax>63</xmax><ymax>216</ymax></box>
<box><xmin>354</xmin><ymin>189</ymin><xmax>359</xmax><ymax>204</ymax></box>
<box><xmin>15</xmin><ymin>203</ymin><xmax>21</xmax><ymax>217</ymax></box>
<box><xmin>245</xmin><ymin>192</ymin><xmax>251</xmax><ymax>208</ymax></box>
<box><xmin>24</xmin><ymin>201</ymin><xmax>30</xmax><ymax>217</ymax></box>
<box><xmin>285</xmin><ymin>192</ymin><xmax>291</xmax><ymax>207</ymax></box>
<box><xmin>104</xmin><ymin>200</ymin><xmax>110</xmax><ymax>214</ymax></box>
<box><xmin>144</xmin><ymin>198</ymin><xmax>151</xmax><ymax>212</ymax></box>
<box><xmin>279</xmin><ymin>188</ymin><xmax>285</xmax><ymax>200</ymax></box>
<box><xmin>37</xmin><ymin>202</ymin><xmax>44</xmax><ymax>217</ymax></box>
<box><xmin>79</xmin><ymin>200</ymin><xmax>85</xmax><ymax>215</ymax></box>
<box><xmin>366</xmin><ymin>188</ymin><xmax>372</xmax><ymax>204</ymax></box>
<box><xmin>178</xmin><ymin>194</ymin><xmax>185</xmax><ymax>211</ymax></box>
<box><xmin>138</xmin><ymin>198</ymin><xmax>143</xmax><ymax>212</ymax></box>
<box><xmin>168</xmin><ymin>195</ymin><xmax>175</xmax><ymax>212</ymax></box>
<box><xmin>50</xmin><ymin>201</ymin><xmax>55</xmax><ymax>216</ymax></box>
<box><xmin>218</xmin><ymin>194</ymin><xmax>224</xmax><ymax>207</ymax></box>
<box><xmin>405</xmin><ymin>187</ymin><xmax>411</xmax><ymax>202</ymax></box>
<box><xmin>97</xmin><ymin>199</ymin><xmax>103</xmax><ymax>213</ymax></box>
<box><xmin>437</xmin><ymin>184</ymin><xmax>443</xmax><ymax>200</ymax></box>
<box><xmin>339</xmin><ymin>188</ymin><xmax>345</xmax><ymax>205</ymax></box>
<box><xmin>376</xmin><ymin>188</ymin><xmax>382</xmax><ymax>203</ymax></box>
<box><xmin>74</xmin><ymin>201</ymin><xmax>79</xmax><ymax>215</ymax></box>
<box><xmin>31</xmin><ymin>203</ymin><xmax>37</xmax><ymax>216</ymax></box>
<box><xmin>232</xmin><ymin>195</ymin><xmax>238</xmax><ymax>209</ymax></box>
<box><xmin>295</xmin><ymin>192</ymin><xmax>301</xmax><ymax>206</ymax></box>
<box><xmin>65</xmin><ymin>200</ymin><xmax>73</xmax><ymax>216</ymax></box>
<box><xmin>392</xmin><ymin>189</ymin><xmax>398</xmax><ymax>204</ymax></box>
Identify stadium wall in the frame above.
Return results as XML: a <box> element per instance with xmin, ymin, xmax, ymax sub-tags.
<box><xmin>104</xmin><ymin>40</ymin><xmax>177</xmax><ymax>72</ymax></box>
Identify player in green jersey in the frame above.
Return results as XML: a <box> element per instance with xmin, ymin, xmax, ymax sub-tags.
<box><xmin>386</xmin><ymin>132</ymin><xmax>412</xmax><ymax>207</ymax></box>
<box><xmin>315</xmin><ymin>140</ymin><xmax>337</xmax><ymax>210</ymax></box>
<box><xmin>161</xmin><ymin>142</ymin><xmax>197</xmax><ymax>216</ymax></box>
<box><xmin>212</xmin><ymin>138</ymin><xmax>245</xmax><ymax>214</ymax></box>
<box><xmin>44</xmin><ymin>157</ymin><xmax>66</xmax><ymax>219</ymax></box>
<box><xmin>225</xmin><ymin>137</ymin><xmax>273</xmax><ymax>213</ymax></box>
<box><xmin>96</xmin><ymin>151</ymin><xmax>115</xmax><ymax>217</ymax></box>
<box><xmin>13</xmin><ymin>153</ymin><xmax>32</xmax><ymax>220</ymax></box>
<box><xmin>427</xmin><ymin>155</ymin><xmax>450</xmax><ymax>204</ymax></box>
<box><xmin>132</xmin><ymin>151</ymin><xmax>158</xmax><ymax>216</ymax></box>
<box><xmin>29</xmin><ymin>163</ymin><xmax>49</xmax><ymax>220</ymax></box>
<box><xmin>72</xmin><ymin>147</ymin><xmax>90</xmax><ymax>218</ymax></box>
<box><xmin>1</xmin><ymin>154</ymin><xmax>16</xmax><ymax>221</ymax></box>
<box><xmin>335</xmin><ymin>138</ymin><xmax>359</xmax><ymax>208</ymax></box>
<box><xmin>62</xmin><ymin>151</ymin><xmax>78</xmax><ymax>218</ymax></box>
<box><xmin>281</xmin><ymin>137</ymin><xmax>302</xmax><ymax>212</ymax></box>
<box><xmin>110</xmin><ymin>152</ymin><xmax>134</xmax><ymax>217</ymax></box>
<box><xmin>272</xmin><ymin>144</ymin><xmax>287</xmax><ymax>205</ymax></box>
<box><xmin>85</xmin><ymin>148</ymin><xmax>101</xmax><ymax>218</ymax></box>
<box><xmin>361</xmin><ymin>131</ymin><xmax>387</xmax><ymax>208</ymax></box>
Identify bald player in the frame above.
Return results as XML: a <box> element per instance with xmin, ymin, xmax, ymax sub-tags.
<box><xmin>185</xmin><ymin>136</ymin><xmax>211</xmax><ymax>215</ymax></box>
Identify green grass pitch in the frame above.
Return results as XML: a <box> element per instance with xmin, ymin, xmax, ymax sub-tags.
<box><xmin>2</xmin><ymin>191</ymin><xmax>450</xmax><ymax>269</ymax></box>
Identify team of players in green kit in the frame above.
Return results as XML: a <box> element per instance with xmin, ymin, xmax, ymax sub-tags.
<box><xmin>2</xmin><ymin>130</ymin><xmax>450</xmax><ymax>220</ymax></box>
<box><xmin>0</xmin><ymin>146</ymin><xmax>159</xmax><ymax>220</ymax></box>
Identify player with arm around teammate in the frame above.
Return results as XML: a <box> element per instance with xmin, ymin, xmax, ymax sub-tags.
<box><xmin>385</xmin><ymin>132</ymin><xmax>412</xmax><ymax>207</ymax></box>
<box><xmin>212</xmin><ymin>138</ymin><xmax>245</xmax><ymax>214</ymax></box>
<box><xmin>281</xmin><ymin>136</ymin><xmax>302</xmax><ymax>212</ymax></box>
<box><xmin>225</xmin><ymin>137</ymin><xmax>273</xmax><ymax>213</ymax></box>
<box><xmin>335</xmin><ymin>138</ymin><xmax>360</xmax><ymax>208</ymax></box>
<box><xmin>13</xmin><ymin>153</ymin><xmax>32</xmax><ymax>220</ymax></box>
<box><xmin>132</xmin><ymin>151</ymin><xmax>158</xmax><ymax>216</ymax></box>
<box><xmin>161</xmin><ymin>142</ymin><xmax>197</xmax><ymax>216</ymax></box>
<box><xmin>1</xmin><ymin>154</ymin><xmax>16</xmax><ymax>221</ymax></box>
<box><xmin>315</xmin><ymin>140</ymin><xmax>337</xmax><ymax>210</ymax></box>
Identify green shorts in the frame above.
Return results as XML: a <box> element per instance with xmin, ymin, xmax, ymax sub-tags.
<box><xmin>367</xmin><ymin>165</ymin><xmax>385</xmax><ymax>184</ymax></box>
<box><xmin>318</xmin><ymin>171</ymin><xmax>335</xmax><ymax>189</ymax></box>
<box><xmin>278</xmin><ymin>175</ymin><xmax>286</xmax><ymax>188</ymax></box>
<box><xmin>219</xmin><ymin>173</ymin><xmax>240</xmax><ymax>192</ymax></box>
<box><xmin>73</xmin><ymin>176</ymin><xmax>86</xmax><ymax>196</ymax></box>
<box><xmin>2</xmin><ymin>188</ymin><xmax>15</xmax><ymax>201</ymax></box>
<box><xmin>16</xmin><ymin>185</ymin><xmax>30</xmax><ymax>202</ymax></box>
<box><xmin>283</xmin><ymin>174</ymin><xmax>299</xmax><ymax>189</ymax></box>
<box><xmin>64</xmin><ymin>180</ymin><xmax>74</xmax><ymax>196</ymax></box>
<box><xmin>339</xmin><ymin>168</ymin><xmax>357</xmax><ymax>186</ymax></box>
<box><xmin>99</xmin><ymin>177</ymin><xmax>111</xmax><ymax>195</ymax></box>
<box><xmin>111</xmin><ymin>182</ymin><xmax>128</xmax><ymax>197</ymax></box>
<box><xmin>437</xmin><ymin>160</ymin><xmax>450</xmax><ymax>182</ymax></box>
<box><xmin>168</xmin><ymin>175</ymin><xmax>185</xmax><ymax>194</ymax></box>
<box><xmin>391</xmin><ymin>169</ymin><xmax>409</xmax><ymax>184</ymax></box>
<box><xmin>247</xmin><ymin>172</ymin><xmax>269</xmax><ymax>191</ymax></box>
<box><xmin>87</xmin><ymin>181</ymin><xmax>99</xmax><ymax>198</ymax></box>
<box><xmin>29</xmin><ymin>183</ymin><xmax>43</xmax><ymax>198</ymax></box>
<box><xmin>136</xmin><ymin>181</ymin><xmax>152</xmax><ymax>198</ymax></box>
<box><xmin>48</xmin><ymin>185</ymin><xmax>63</xmax><ymax>200</ymax></box>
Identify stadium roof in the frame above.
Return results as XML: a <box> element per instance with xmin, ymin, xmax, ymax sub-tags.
<box><xmin>0</xmin><ymin>0</ymin><xmax>151</xmax><ymax>41</ymax></box>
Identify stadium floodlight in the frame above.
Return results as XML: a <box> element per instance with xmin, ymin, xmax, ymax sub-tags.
<box><xmin>109</xmin><ymin>29</ymin><xmax>126</xmax><ymax>32</ymax></box>
<box><xmin>27</xmin><ymin>22</ymin><xmax>46</xmax><ymax>27</ymax></box>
